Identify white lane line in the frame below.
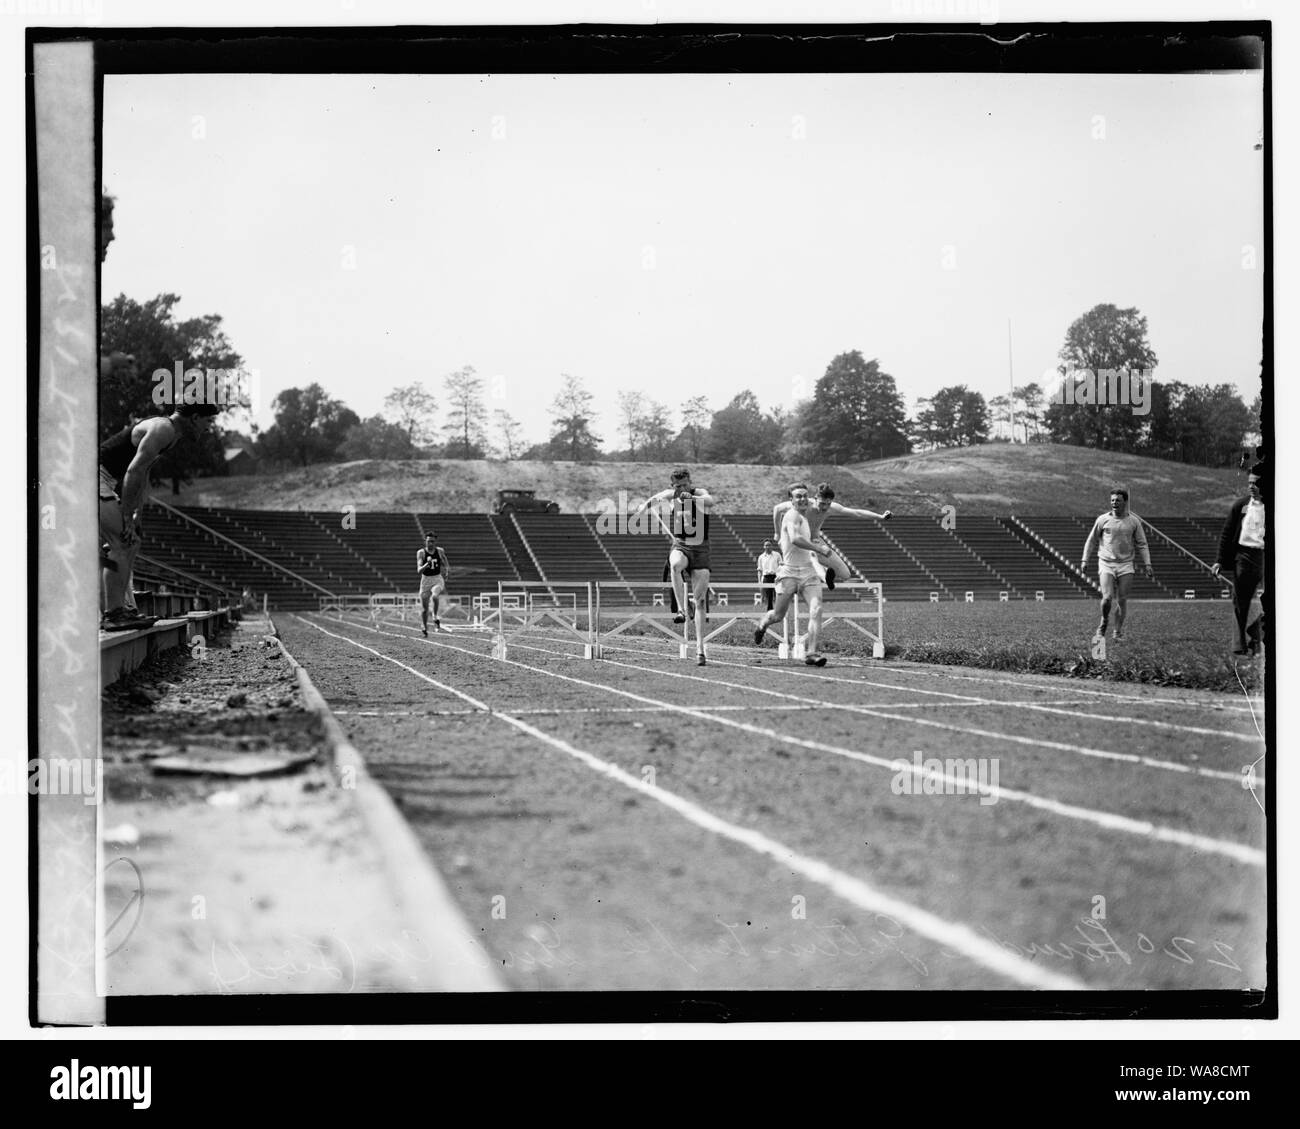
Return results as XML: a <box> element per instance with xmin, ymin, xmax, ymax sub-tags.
<box><xmin>866</xmin><ymin>661</ymin><xmax>1263</xmax><ymax>714</ymax></box>
<box><xmin>290</xmin><ymin>615</ymin><xmax>1086</xmax><ymax>991</ymax></box>
<box><xmin>523</xmin><ymin>629</ymin><xmax>1261</xmax><ymax>743</ymax></box>
<box><xmin>318</xmin><ymin>616</ymin><xmax>1265</xmax><ymax>867</ymax></box>
<box><xmin>553</xmin><ymin>622</ymin><xmax>1264</xmax><ymax>715</ymax></box>
<box><xmin>477</xmin><ymin>633</ymin><xmax>1257</xmax><ymax>786</ymax></box>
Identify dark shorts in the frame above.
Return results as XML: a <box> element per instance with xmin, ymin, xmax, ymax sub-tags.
<box><xmin>671</xmin><ymin>542</ymin><xmax>711</xmax><ymax>573</ymax></box>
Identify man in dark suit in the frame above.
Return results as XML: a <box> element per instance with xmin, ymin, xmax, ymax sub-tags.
<box><xmin>1212</xmin><ymin>463</ymin><xmax>1266</xmax><ymax>655</ymax></box>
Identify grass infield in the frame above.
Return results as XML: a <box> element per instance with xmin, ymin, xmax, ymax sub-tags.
<box><xmin>612</xmin><ymin>599</ymin><xmax>1264</xmax><ymax>694</ymax></box>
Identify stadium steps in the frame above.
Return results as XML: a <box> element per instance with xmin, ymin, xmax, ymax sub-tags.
<box><xmin>579</xmin><ymin>513</ymin><xmax>637</xmax><ymax>601</ymax></box>
<box><xmin>176</xmin><ymin>507</ymin><xmax>354</xmax><ymax>593</ymax></box>
<box><xmin>514</xmin><ymin>514</ymin><xmax>623</xmax><ymax>597</ymax></box>
<box><xmin>954</xmin><ymin>517</ymin><xmax>1089</xmax><ymax>600</ymax></box>
<box><xmin>812</xmin><ymin>519</ymin><xmax>948</xmax><ymax>601</ymax></box>
<box><xmin>993</xmin><ymin>515</ymin><xmax>1097</xmax><ymax>595</ymax></box>
<box><xmin>885</xmin><ymin>517</ymin><xmax>1014</xmax><ymax>599</ymax></box>
<box><xmin>589</xmin><ymin>512</ymin><xmax>668</xmax><ymax>600</ymax></box>
<box><xmin>1140</xmin><ymin>518</ymin><xmax>1229</xmax><ymax>600</ymax></box>
<box><xmin>1189</xmin><ymin>516</ymin><xmax>1222</xmax><ymax>542</ymax></box>
<box><xmin>490</xmin><ymin>515</ymin><xmax>539</xmax><ymax>583</ymax></box>
<box><xmin>143</xmin><ymin>502</ymin><xmax>324</xmax><ymax>609</ymax></box>
<box><xmin>301</xmin><ymin>512</ymin><xmax>398</xmax><ymax>591</ymax></box>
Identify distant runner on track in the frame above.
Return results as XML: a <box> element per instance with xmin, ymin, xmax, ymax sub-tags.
<box><xmin>417</xmin><ymin>531</ymin><xmax>451</xmax><ymax>636</ymax></box>
<box><xmin>1080</xmin><ymin>487</ymin><xmax>1153</xmax><ymax>641</ymax></box>
<box><xmin>772</xmin><ymin>481</ymin><xmax>891</xmax><ymax>589</ymax></box>
<box><xmin>634</xmin><ymin>468</ymin><xmax>716</xmax><ymax>666</ymax></box>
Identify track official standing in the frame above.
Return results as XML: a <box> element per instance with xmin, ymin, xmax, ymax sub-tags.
<box><xmin>1212</xmin><ymin>464</ymin><xmax>1266</xmax><ymax>655</ymax></box>
<box><xmin>756</xmin><ymin>539</ymin><xmax>781</xmax><ymax>611</ymax></box>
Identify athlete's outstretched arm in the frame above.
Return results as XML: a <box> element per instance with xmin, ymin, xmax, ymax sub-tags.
<box><xmin>830</xmin><ymin>501</ymin><xmax>892</xmax><ymax>521</ymax></box>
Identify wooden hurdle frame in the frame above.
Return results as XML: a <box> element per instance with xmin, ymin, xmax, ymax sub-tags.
<box><xmin>488</xmin><ymin>581</ymin><xmax>599</xmax><ymax>659</ymax></box>
<box><xmin>593</xmin><ymin>580</ymin><xmax>885</xmax><ymax>661</ymax></box>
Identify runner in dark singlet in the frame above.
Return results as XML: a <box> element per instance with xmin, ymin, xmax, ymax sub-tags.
<box><xmin>416</xmin><ymin>532</ymin><xmax>451</xmax><ymax>636</ymax></box>
<box><xmin>634</xmin><ymin>468</ymin><xmax>716</xmax><ymax>666</ymax></box>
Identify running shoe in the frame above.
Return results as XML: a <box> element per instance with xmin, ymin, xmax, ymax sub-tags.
<box><xmin>1113</xmin><ymin>627</ymin><xmax>1124</xmax><ymax>641</ymax></box>
<box><xmin>673</xmin><ymin>613</ymin><xmax>687</xmax><ymax>624</ymax></box>
<box><xmin>421</xmin><ymin>626</ymin><xmax>428</xmax><ymax>637</ymax></box>
<box><xmin>804</xmin><ymin>653</ymin><xmax>827</xmax><ymax>667</ymax></box>
<box><xmin>753</xmin><ymin>623</ymin><xmax>767</xmax><ymax>645</ymax></box>
<box><xmin>100</xmin><ymin>608</ymin><xmax>156</xmax><ymax>632</ymax></box>
<box><xmin>696</xmin><ymin>653</ymin><xmax>707</xmax><ymax>667</ymax></box>
<box><xmin>436</xmin><ymin>623</ymin><xmax>451</xmax><ymax>634</ymax></box>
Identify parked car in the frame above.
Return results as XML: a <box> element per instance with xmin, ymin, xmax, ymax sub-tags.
<box><xmin>492</xmin><ymin>488</ymin><xmax>560</xmax><ymax>515</ymax></box>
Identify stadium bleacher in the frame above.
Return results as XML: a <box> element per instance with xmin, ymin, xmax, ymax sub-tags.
<box><xmin>957</xmin><ymin>517</ymin><xmax>1089</xmax><ymax>599</ymax></box>
<box><xmin>885</xmin><ymin>516</ymin><xmax>1013</xmax><ymax>600</ymax></box>
<box><xmin>134</xmin><ymin>503</ymin><xmax>1233</xmax><ymax>610</ymax></box>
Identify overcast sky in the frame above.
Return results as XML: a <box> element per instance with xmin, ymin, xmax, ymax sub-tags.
<box><xmin>102</xmin><ymin>69</ymin><xmax>1264</xmax><ymax>445</ymax></box>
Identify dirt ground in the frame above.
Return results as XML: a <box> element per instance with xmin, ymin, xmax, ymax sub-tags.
<box><xmin>274</xmin><ymin>612</ymin><xmax>1267</xmax><ymax>994</ymax></box>
<box><xmin>100</xmin><ymin>617</ymin><xmax>492</xmax><ymax>995</ymax></box>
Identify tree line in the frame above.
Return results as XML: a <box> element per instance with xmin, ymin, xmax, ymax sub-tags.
<box><xmin>101</xmin><ymin>294</ymin><xmax>1261</xmax><ymax>488</ymax></box>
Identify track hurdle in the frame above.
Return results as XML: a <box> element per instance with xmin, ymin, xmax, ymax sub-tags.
<box><xmin>595</xmin><ymin>581</ymin><xmax>787</xmax><ymax>660</ymax></box>
<box><xmin>782</xmin><ymin>581</ymin><xmax>886</xmax><ymax>660</ymax></box>
<box><xmin>490</xmin><ymin>581</ymin><xmax>598</xmax><ymax>660</ymax></box>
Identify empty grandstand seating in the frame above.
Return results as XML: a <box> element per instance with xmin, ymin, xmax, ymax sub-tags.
<box><xmin>1140</xmin><ymin>517</ymin><xmax>1225</xmax><ymax>599</ymax></box>
<box><xmin>133</xmin><ymin>503</ymin><xmax>1231</xmax><ymax>608</ymax></box>
<box><xmin>958</xmin><ymin>517</ymin><xmax>1089</xmax><ymax>599</ymax></box>
<box><xmin>143</xmin><ymin>503</ymin><xmax>325</xmax><ymax>609</ymax></box>
<box><xmin>515</xmin><ymin>513</ymin><xmax>625</xmax><ymax>590</ymax></box>
<box><xmin>885</xmin><ymin>517</ymin><xmax>1012</xmax><ymax>599</ymax></box>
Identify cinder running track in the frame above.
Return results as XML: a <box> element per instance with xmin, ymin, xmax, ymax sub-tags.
<box><xmin>275</xmin><ymin>611</ymin><xmax>1267</xmax><ymax>993</ymax></box>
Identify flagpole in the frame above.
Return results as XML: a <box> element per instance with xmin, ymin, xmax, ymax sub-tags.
<box><xmin>1007</xmin><ymin>318</ymin><xmax>1016</xmax><ymax>443</ymax></box>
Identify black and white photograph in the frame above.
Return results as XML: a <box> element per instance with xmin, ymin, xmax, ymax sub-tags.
<box><xmin>16</xmin><ymin>2</ymin><xmax>1290</xmax><ymax>1055</ymax></box>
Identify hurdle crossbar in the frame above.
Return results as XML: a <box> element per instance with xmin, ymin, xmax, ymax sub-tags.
<box><xmin>595</xmin><ymin>579</ymin><xmax>884</xmax><ymax>661</ymax></box>
<box><xmin>493</xmin><ymin>580</ymin><xmax>597</xmax><ymax>657</ymax></box>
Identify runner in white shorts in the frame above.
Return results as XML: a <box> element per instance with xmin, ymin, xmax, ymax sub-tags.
<box><xmin>753</xmin><ymin>485</ymin><xmax>830</xmax><ymax>665</ymax></box>
<box><xmin>1080</xmin><ymin>487</ymin><xmax>1153</xmax><ymax>641</ymax></box>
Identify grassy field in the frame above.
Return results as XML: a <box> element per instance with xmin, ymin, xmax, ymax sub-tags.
<box><xmin>649</xmin><ymin>598</ymin><xmax>1264</xmax><ymax>695</ymax></box>
<box><xmin>172</xmin><ymin>443</ymin><xmax>1249</xmax><ymax>517</ymax></box>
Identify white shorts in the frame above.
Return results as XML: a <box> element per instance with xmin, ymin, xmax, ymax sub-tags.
<box><xmin>1099</xmin><ymin>560</ymin><xmax>1135</xmax><ymax>580</ymax></box>
<box><xmin>776</xmin><ymin>567</ymin><xmax>822</xmax><ymax>597</ymax></box>
<box><xmin>419</xmin><ymin>574</ymin><xmax>446</xmax><ymax>598</ymax></box>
